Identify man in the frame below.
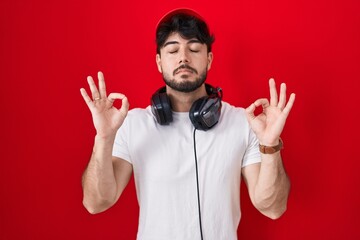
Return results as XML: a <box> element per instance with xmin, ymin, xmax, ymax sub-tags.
<box><xmin>80</xmin><ymin>8</ymin><xmax>295</xmax><ymax>240</ymax></box>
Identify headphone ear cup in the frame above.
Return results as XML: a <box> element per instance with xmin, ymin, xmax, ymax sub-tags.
<box><xmin>189</xmin><ymin>96</ymin><xmax>222</xmax><ymax>131</ymax></box>
<box><xmin>159</xmin><ymin>92</ymin><xmax>173</xmax><ymax>124</ymax></box>
<box><xmin>189</xmin><ymin>97</ymin><xmax>207</xmax><ymax>130</ymax></box>
<box><xmin>151</xmin><ymin>90</ymin><xmax>173</xmax><ymax>125</ymax></box>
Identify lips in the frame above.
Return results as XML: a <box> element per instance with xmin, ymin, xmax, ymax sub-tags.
<box><xmin>173</xmin><ymin>64</ymin><xmax>197</xmax><ymax>76</ymax></box>
<box><xmin>176</xmin><ymin>69</ymin><xmax>193</xmax><ymax>74</ymax></box>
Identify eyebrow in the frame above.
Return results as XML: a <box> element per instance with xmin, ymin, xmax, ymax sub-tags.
<box><xmin>163</xmin><ymin>39</ymin><xmax>202</xmax><ymax>48</ymax></box>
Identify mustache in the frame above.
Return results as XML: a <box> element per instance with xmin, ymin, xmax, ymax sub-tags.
<box><xmin>173</xmin><ymin>64</ymin><xmax>198</xmax><ymax>76</ymax></box>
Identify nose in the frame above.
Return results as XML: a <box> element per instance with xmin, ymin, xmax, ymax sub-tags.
<box><xmin>178</xmin><ymin>49</ymin><xmax>190</xmax><ymax>64</ymax></box>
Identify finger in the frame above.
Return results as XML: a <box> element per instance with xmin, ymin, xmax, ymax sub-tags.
<box><xmin>278</xmin><ymin>83</ymin><xmax>287</xmax><ymax>109</ymax></box>
<box><xmin>269</xmin><ymin>78</ymin><xmax>278</xmax><ymax>106</ymax></box>
<box><xmin>107</xmin><ymin>93</ymin><xmax>130</xmax><ymax>117</ymax></box>
<box><xmin>107</xmin><ymin>93</ymin><xmax>126</xmax><ymax>104</ymax></box>
<box><xmin>245</xmin><ymin>103</ymin><xmax>256</xmax><ymax>121</ymax></box>
<box><xmin>87</xmin><ymin>76</ymin><xmax>100</xmax><ymax>100</ymax></box>
<box><xmin>282</xmin><ymin>93</ymin><xmax>296</xmax><ymax>115</ymax></box>
<box><xmin>254</xmin><ymin>98</ymin><xmax>270</xmax><ymax>108</ymax></box>
<box><xmin>80</xmin><ymin>88</ymin><xmax>95</xmax><ymax>109</ymax></box>
<box><xmin>119</xmin><ymin>96</ymin><xmax>130</xmax><ymax>117</ymax></box>
<box><xmin>98</xmin><ymin>71</ymin><xmax>107</xmax><ymax>98</ymax></box>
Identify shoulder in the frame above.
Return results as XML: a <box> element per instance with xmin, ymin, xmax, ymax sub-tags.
<box><xmin>126</xmin><ymin>106</ymin><xmax>153</xmax><ymax>119</ymax></box>
<box><xmin>218</xmin><ymin>101</ymin><xmax>251</xmax><ymax>132</ymax></box>
<box><xmin>221</xmin><ymin>101</ymin><xmax>247</xmax><ymax>120</ymax></box>
<box><xmin>123</xmin><ymin>106</ymin><xmax>156</xmax><ymax>127</ymax></box>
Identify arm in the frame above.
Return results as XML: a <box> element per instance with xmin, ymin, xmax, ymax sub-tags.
<box><xmin>243</xmin><ymin>78</ymin><xmax>295</xmax><ymax>219</ymax></box>
<box><xmin>80</xmin><ymin>71</ymin><xmax>131</xmax><ymax>214</ymax></box>
<box><xmin>242</xmin><ymin>154</ymin><xmax>290</xmax><ymax>219</ymax></box>
<box><xmin>82</xmin><ymin>140</ymin><xmax>132</xmax><ymax>214</ymax></box>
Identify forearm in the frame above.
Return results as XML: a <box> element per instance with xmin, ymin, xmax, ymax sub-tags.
<box><xmin>254</xmin><ymin>152</ymin><xmax>290</xmax><ymax>219</ymax></box>
<box><xmin>82</xmin><ymin>134</ymin><xmax>118</xmax><ymax>214</ymax></box>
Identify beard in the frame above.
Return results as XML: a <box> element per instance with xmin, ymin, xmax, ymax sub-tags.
<box><xmin>162</xmin><ymin>65</ymin><xmax>208</xmax><ymax>93</ymax></box>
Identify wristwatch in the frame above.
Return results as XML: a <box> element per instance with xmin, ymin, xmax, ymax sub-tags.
<box><xmin>259</xmin><ymin>138</ymin><xmax>283</xmax><ymax>154</ymax></box>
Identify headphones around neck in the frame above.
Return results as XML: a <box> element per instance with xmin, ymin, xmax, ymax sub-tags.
<box><xmin>151</xmin><ymin>84</ymin><xmax>223</xmax><ymax>131</ymax></box>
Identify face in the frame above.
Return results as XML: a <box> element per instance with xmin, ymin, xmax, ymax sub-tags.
<box><xmin>156</xmin><ymin>32</ymin><xmax>213</xmax><ymax>93</ymax></box>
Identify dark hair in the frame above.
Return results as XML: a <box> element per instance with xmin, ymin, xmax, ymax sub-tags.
<box><xmin>156</xmin><ymin>13</ymin><xmax>215</xmax><ymax>54</ymax></box>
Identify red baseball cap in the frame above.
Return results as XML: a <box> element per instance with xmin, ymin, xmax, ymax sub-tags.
<box><xmin>156</xmin><ymin>8</ymin><xmax>207</xmax><ymax>32</ymax></box>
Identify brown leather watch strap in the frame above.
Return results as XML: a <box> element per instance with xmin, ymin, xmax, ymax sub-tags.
<box><xmin>259</xmin><ymin>138</ymin><xmax>283</xmax><ymax>154</ymax></box>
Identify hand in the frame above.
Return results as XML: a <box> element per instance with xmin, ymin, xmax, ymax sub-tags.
<box><xmin>80</xmin><ymin>71</ymin><xmax>129</xmax><ymax>138</ymax></box>
<box><xmin>245</xmin><ymin>78</ymin><xmax>295</xmax><ymax>146</ymax></box>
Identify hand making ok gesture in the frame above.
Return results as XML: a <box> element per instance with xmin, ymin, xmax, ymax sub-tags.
<box><xmin>80</xmin><ymin>71</ymin><xmax>129</xmax><ymax>138</ymax></box>
<box><xmin>245</xmin><ymin>78</ymin><xmax>296</xmax><ymax>146</ymax></box>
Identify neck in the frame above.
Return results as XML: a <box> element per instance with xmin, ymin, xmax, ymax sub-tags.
<box><xmin>166</xmin><ymin>85</ymin><xmax>207</xmax><ymax>112</ymax></box>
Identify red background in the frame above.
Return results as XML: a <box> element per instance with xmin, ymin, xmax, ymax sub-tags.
<box><xmin>1</xmin><ymin>0</ymin><xmax>359</xmax><ymax>239</ymax></box>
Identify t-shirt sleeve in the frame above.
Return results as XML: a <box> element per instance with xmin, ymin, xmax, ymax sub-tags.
<box><xmin>112</xmin><ymin>117</ymin><xmax>132</xmax><ymax>164</ymax></box>
<box><xmin>242</xmin><ymin>127</ymin><xmax>261</xmax><ymax>168</ymax></box>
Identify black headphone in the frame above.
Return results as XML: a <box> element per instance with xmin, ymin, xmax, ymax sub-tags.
<box><xmin>151</xmin><ymin>84</ymin><xmax>223</xmax><ymax>131</ymax></box>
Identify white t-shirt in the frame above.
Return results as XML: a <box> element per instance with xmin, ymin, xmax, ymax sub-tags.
<box><xmin>112</xmin><ymin>101</ymin><xmax>261</xmax><ymax>240</ymax></box>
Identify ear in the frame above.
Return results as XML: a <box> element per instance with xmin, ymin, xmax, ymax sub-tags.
<box><xmin>156</xmin><ymin>54</ymin><xmax>162</xmax><ymax>73</ymax></box>
<box><xmin>207</xmin><ymin>52</ymin><xmax>213</xmax><ymax>71</ymax></box>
